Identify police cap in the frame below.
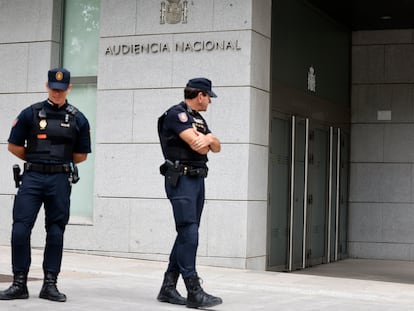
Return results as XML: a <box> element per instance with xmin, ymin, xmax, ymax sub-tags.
<box><xmin>48</xmin><ymin>68</ymin><xmax>71</xmax><ymax>91</ymax></box>
<box><xmin>186</xmin><ymin>77</ymin><xmax>217</xmax><ymax>98</ymax></box>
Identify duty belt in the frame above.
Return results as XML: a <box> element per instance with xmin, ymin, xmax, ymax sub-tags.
<box><xmin>24</xmin><ymin>162</ymin><xmax>71</xmax><ymax>174</ymax></box>
<box><xmin>182</xmin><ymin>166</ymin><xmax>208</xmax><ymax>178</ymax></box>
<box><xmin>160</xmin><ymin>160</ymin><xmax>208</xmax><ymax>178</ymax></box>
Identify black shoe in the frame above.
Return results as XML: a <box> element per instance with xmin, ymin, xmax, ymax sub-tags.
<box><xmin>0</xmin><ymin>272</ymin><xmax>29</xmax><ymax>300</ymax></box>
<box><xmin>157</xmin><ymin>271</ymin><xmax>186</xmax><ymax>305</ymax></box>
<box><xmin>39</xmin><ymin>271</ymin><xmax>66</xmax><ymax>302</ymax></box>
<box><xmin>184</xmin><ymin>274</ymin><xmax>222</xmax><ymax>309</ymax></box>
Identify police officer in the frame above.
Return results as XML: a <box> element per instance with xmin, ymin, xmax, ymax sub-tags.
<box><xmin>157</xmin><ymin>78</ymin><xmax>222</xmax><ymax>309</ymax></box>
<box><xmin>0</xmin><ymin>68</ymin><xmax>91</xmax><ymax>302</ymax></box>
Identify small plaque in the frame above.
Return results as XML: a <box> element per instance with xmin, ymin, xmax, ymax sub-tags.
<box><xmin>377</xmin><ymin>110</ymin><xmax>391</xmax><ymax>121</ymax></box>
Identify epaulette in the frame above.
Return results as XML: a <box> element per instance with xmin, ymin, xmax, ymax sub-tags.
<box><xmin>65</xmin><ymin>104</ymin><xmax>79</xmax><ymax>116</ymax></box>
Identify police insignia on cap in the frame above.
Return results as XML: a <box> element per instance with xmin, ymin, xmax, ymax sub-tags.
<box><xmin>39</xmin><ymin>119</ymin><xmax>47</xmax><ymax>130</ymax></box>
<box><xmin>55</xmin><ymin>71</ymin><xmax>64</xmax><ymax>81</ymax></box>
<box><xmin>178</xmin><ymin>112</ymin><xmax>188</xmax><ymax>122</ymax></box>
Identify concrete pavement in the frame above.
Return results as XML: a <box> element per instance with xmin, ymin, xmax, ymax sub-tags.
<box><xmin>0</xmin><ymin>245</ymin><xmax>414</xmax><ymax>310</ymax></box>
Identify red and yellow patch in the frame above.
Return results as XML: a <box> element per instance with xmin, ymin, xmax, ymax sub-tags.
<box><xmin>178</xmin><ymin>112</ymin><xmax>188</xmax><ymax>123</ymax></box>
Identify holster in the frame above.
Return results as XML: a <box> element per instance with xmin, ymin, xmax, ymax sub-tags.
<box><xmin>70</xmin><ymin>163</ymin><xmax>80</xmax><ymax>184</ymax></box>
<box><xmin>13</xmin><ymin>164</ymin><xmax>22</xmax><ymax>188</ymax></box>
<box><xmin>160</xmin><ymin>160</ymin><xmax>182</xmax><ymax>187</ymax></box>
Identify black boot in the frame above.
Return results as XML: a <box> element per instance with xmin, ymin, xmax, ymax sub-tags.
<box><xmin>0</xmin><ymin>272</ymin><xmax>29</xmax><ymax>300</ymax></box>
<box><xmin>157</xmin><ymin>271</ymin><xmax>186</xmax><ymax>305</ymax></box>
<box><xmin>184</xmin><ymin>274</ymin><xmax>222</xmax><ymax>309</ymax></box>
<box><xmin>39</xmin><ymin>271</ymin><xmax>66</xmax><ymax>302</ymax></box>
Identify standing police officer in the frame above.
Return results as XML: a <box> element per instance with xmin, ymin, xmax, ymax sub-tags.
<box><xmin>0</xmin><ymin>68</ymin><xmax>91</xmax><ymax>302</ymax></box>
<box><xmin>157</xmin><ymin>78</ymin><xmax>222</xmax><ymax>309</ymax></box>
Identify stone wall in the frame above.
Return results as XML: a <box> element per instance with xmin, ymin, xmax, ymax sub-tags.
<box><xmin>349</xmin><ymin>29</ymin><xmax>414</xmax><ymax>260</ymax></box>
<box><xmin>0</xmin><ymin>0</ymin><xmax>272</xmax><ymax>270</ymax></box>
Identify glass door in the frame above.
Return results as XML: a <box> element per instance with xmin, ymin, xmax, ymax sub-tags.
<box><xmin>337</xmin><ymin>129</ymin><xmax>349</xmax><ymax>259</ymax></box>
<box><xmin>290</xmin><ymin>117</ymin><xmax>306</xmax><ymax>270</ymax></box>
<box><xmin>268</xmin><ymin>116</ymin><xmax>291</xmax><ymax>270</ymax></box>
<box><xmin>268</xmin><ymin>115</ymin><xmax>348</xmax><ymax>270</ymax></box>
<box><xmin>305</xmin><ymin>123</ymin><xmax>329</xmax><ymax>267</ymax></box>
<box><xmin>268</xmin><ymin>115</ymin><xmax>307</xmax><ymax>271</ymax></box>
<box><xmin>328</xmin><ymin>127</ymin><xmax>338</xmax><ymax>263</ymax></box>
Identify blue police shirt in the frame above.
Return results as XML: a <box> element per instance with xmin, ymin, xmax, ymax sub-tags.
<box><xmin>163</xmin><ymin>101</ymin><xmax>211</xmax><ymax>137</ymax></box>
<box><xmin>8</xmin><ymin>100</ymin><xmax>91</xmax><ymax>157</ymax></box>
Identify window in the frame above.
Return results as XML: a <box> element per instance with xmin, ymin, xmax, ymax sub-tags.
<box><xmin>62</xmin><ymin>0</ymin><xmax>100</xmax><ymax>222</ymax></box>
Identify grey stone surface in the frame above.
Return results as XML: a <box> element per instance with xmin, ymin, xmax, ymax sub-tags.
<box><xmin>100</xmin><ymin>0</ymin><xmax>137</xmax><ymax>37</ymax></box>
<box><xmin>385</xmin><ymin>44</ymin><xmax>414</xmax><ymax>82</ymax></box>
<box><xmin>352</xmin><ymin>45</ymin><xmax>385</xmax><ymax>84</ymax></box>
<box><xmin>350</xmin><ymin>124</ymin><xmax>384</xmax><ymax>162</ymax></box>
<box><xmin>350</xmin><ymin>29</ymin><xmax>414</xmax><ymax>261</ymax></box>
<box><xmin>1</xmin><ymin>246</ymin><xmax>414</xmax><ymax>310</ymax></box>
<box><xmin>0</xmin><ymin>0</ymin><xmax>56</xmax><ymax>43</ymax></box>
<box><xmin>349</xmin><ymin>163</ymin><xmax>412</xmax><ymax>203</ymax></box>
<box><xmin>353</xmin><ymin>29</ymin><xmax>413</xmax><ymax>45</ymax></box>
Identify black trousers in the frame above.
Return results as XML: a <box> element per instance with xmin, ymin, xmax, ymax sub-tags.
<box><xmin>11</xmin><ymin>171</ymin><xmax>71</xmax><ymax>274</ymax></box>
<box><xmin>165</xmin><ymin>175</ymin><xmax>205</xmax><ymax>279</ymax></box>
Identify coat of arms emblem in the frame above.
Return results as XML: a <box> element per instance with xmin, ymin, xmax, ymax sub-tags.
<box><xmin>307</xmin><ymin>66</ymin><xmax>316</xmax><ymax>92</ymax></box>
<box><xmin>160</xmin><ymin>0</ymin><xmax>188</xmax><ymax>24</ymax></box>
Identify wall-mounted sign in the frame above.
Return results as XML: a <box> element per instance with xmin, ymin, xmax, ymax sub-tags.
<box><xmin>160</xmin><ymin>0</ymin><xmax>188</xmax><ymax>24</ymax></box>
<box><xmin>307</xmin><ymin>66</ymin><xmax>316</xmax><ymax>92</ymax></box>
<box><xmin>104</xmin><ymin>39</ymin><xmax>241</xmax><ymax>56</ymax></box>
<box><xmin>377</xmin><ymin>110</ymin><xmax>392</xmax><ymax>121</ymax></box>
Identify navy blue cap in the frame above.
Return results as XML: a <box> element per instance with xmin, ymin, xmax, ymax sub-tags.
<box><xmin>186</xmin><ymin>78</ymin><xmax>217</xmax><ymax>98</ymax></box>
<box><xmin>48</xmin><ymin>68</ymin><xmax>70</xmax><ymax>90</ymax></box>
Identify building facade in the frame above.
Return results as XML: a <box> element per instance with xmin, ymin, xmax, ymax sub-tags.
<box><xmin>0</xmin><ymin>0</ymin><xmax>413</xmax><ymax>272</ymax></box>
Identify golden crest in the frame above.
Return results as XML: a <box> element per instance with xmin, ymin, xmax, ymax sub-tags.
<box><xmin>39</xmin><ymin>119</ymin><xmax>47</xmax><ymax>130</ymax></box>
<box><xmin>55</xmin><ymin>71</ymin><xmax>64</xmax><ymax>81</ymax></box>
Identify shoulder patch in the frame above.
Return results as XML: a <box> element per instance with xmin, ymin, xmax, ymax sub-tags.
<box><xmin>178</xmin><ymin>112</ymin><xmax>188</xmax><ymax>123</ymax></box>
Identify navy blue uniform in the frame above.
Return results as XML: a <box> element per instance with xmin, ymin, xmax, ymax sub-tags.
<box><xmin>156</xmin><ymin>78</ymin><xmax>222</xmax><ymax>308</ymax></box>
<box><xmin>8</xmin><ymin>100</ymin><xmax>91</xmax><ymax>274</ymax></box>
<box><xmin>158</xmin><ymin>101</ymin><xmax>211</xmax><ymax>279</ymax></box>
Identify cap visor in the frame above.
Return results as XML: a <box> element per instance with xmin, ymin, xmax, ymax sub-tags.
<box><xmin>48</xmin><ymin>82</ymin><xmax>68</xmax><ymax>90</ymax></box>
<box><xmin>208</xmin><ymin>90</ymin><xmax>217</xmax><ymax>98</ymax></box>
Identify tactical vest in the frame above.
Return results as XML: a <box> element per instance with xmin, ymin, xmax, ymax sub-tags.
<box><xmin>25</xmin><ymin>101</ymin><xmax>79</xmax><ymax>163</ymax></box>
<box><xmin>158</xmin><ymin>103</ymin><xmax>208</xmax><ymax>166</ymax></box>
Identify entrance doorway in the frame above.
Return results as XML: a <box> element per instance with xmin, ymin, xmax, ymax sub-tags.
<box><xmin>267</xmin><ymin>115</ymin><xmax>348</xmax><ymax>271</ymax></box>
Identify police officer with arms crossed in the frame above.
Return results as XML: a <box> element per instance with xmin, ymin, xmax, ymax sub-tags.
<box><xmin>157</xmin><ymin>78</ymin><xmax>222</xmax><ymax>309</ymax></box>
<box><xmin>0</xmin><ymin>68</ymin><xmax>91</xmax><ymax>302</ymax></box>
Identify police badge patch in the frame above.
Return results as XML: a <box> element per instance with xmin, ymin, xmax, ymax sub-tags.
<box><xmin>55</xmin><ymin>71</ymin><xmax>64</xmax><ymax>81</ymax></box>
<box><xmin>178</xmin><ymin>112</ymin><xmax>188</xmax><ymax>122</ymax></box>
<box><xmin>39</xmin><ymin>119</ymin><xmax>47</xmax><ymax>130</ymax></box>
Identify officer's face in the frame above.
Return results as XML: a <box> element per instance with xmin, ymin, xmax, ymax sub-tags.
<box><xmin>46</xmin><ymin>83</ymin><xmax>72</xmax><ymax>106</ymax></box>
<box><xmin>196</xmin><ymin>92</ymin><xmax>211</xmax><ymax>112</ymax></box>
